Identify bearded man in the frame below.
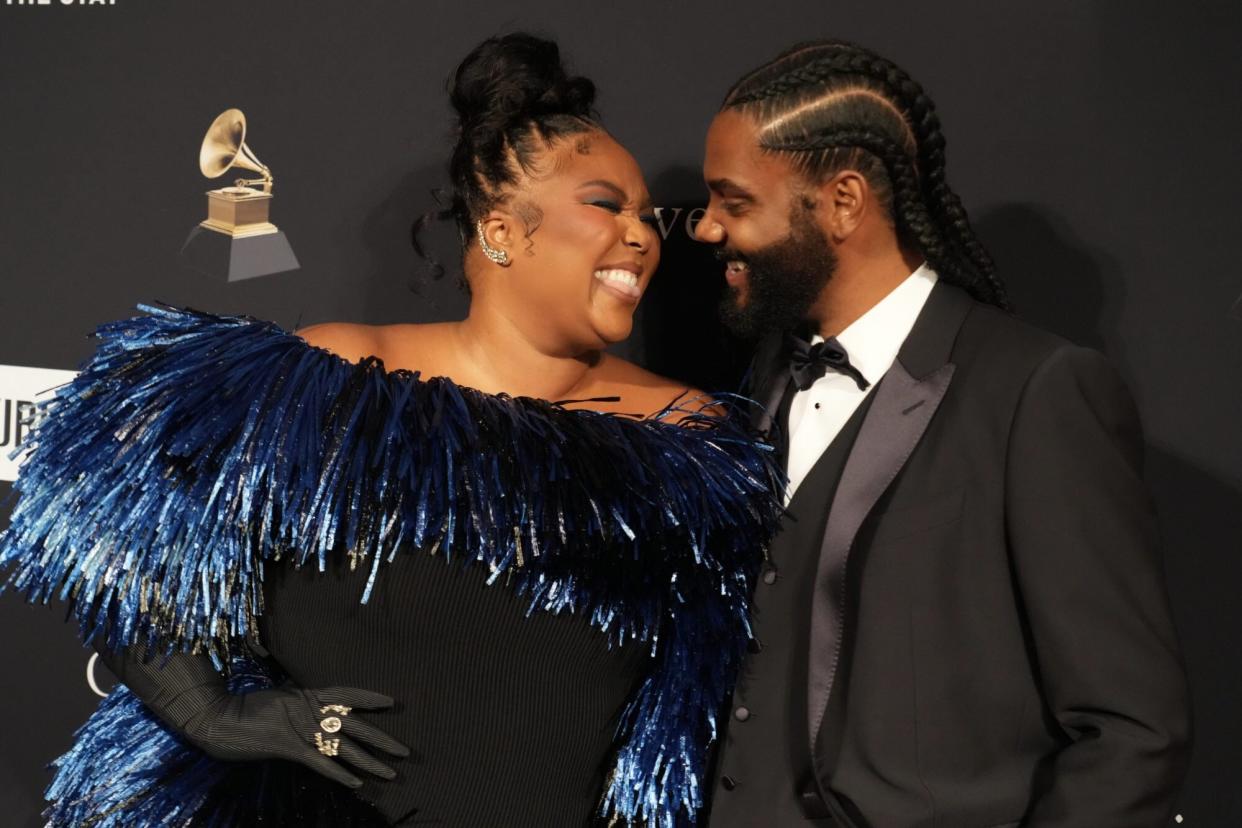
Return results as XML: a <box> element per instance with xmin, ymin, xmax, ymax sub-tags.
<box><xmin>695</xmin><ymin>40</ymin><xmax>1192</xmax><ymax>828</ymax></box>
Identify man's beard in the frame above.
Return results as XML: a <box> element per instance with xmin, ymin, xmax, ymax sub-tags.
<box><xmin>717</xmin><ymin>208</ymin><xmax>837</xmax><ymax>340</ymax></box>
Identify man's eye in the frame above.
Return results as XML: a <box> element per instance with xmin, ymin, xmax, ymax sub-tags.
<box><xmin>723</xmin><ymin>201</ymin><xmax>747</xmax><ymax>216</ymax></box>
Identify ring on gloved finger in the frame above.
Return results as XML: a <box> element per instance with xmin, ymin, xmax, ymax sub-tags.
<box><xmin>314</xmin><ymin>731</ymin><xmax>340</xmax><ymax>756</ymax></box>
<box><xmin>317</xmin><ymin>704</ymin><xmax>350</xmax><ymax>734</ymax></box>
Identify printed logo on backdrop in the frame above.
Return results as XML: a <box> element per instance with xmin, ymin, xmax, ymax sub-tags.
<box><xmin>0</xmin><ymin>365</ymin><xmax>101</xmax><ymax>700</ymax></box>
<box><xmin>0</xmin><ymin>364</ymin><xmax>76</xmax><ymax>482</ymax></box>
<box><xmin>653</xmin><ymin>206</ymin><xmax>706</xmax><ymax>242</ymax></box>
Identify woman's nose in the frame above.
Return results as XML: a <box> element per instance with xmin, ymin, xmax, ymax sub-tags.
<box><xmin>624</xmin><ymin>217</ymin><xmax>653</xmax><ymax>253</ymax></box>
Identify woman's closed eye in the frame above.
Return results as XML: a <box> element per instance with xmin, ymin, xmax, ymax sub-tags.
<box><xmin>588</xmin><ymin>198</ymin><xmax>623</xmax><ymax>214</ymax></box>
<box><xmin>588</xmin><ymin>199</ymin><xmax>659</xmax><ymax>227</ymax></box>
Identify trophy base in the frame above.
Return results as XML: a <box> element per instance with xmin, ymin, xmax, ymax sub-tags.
<box><xmin>204</xmin><ymin>187</ymin><xmax>274</xmax><ymax>235</ymax></box>
<box><xmin>179</xmin><ymin>224</ymin><xmax>300</xmax><ymax>282</ymax></box>
<box><xmin>199</xmin><ymin>218</ymin><xmax>279</xmax><ymax>238</ymax></box>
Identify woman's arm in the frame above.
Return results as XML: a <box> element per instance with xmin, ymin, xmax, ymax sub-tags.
<box><xmin>91</xmin><ymin>637</ymin><xmax>409</xmax><ymax>789</ymax></box>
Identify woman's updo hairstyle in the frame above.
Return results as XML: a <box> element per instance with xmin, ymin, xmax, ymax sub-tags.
<box><xmin>447</xmin><ymin>33</ymin><xmax>601</xmax><ymax>244</ymax></box>
<box><xmin>411</xmin><ymin>33</ymin><xmax>601</xmax><ymax>289</ymax></box>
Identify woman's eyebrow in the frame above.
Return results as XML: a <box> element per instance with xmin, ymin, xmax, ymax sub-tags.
<box><xmin>578</xmin><ymin>179</ymin><xmax>654</xmax><ymax>211</ymax></box>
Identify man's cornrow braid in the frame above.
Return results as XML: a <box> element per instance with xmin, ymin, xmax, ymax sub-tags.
<box><xmin>726</xmin><ymin>41</ymin><xmax>1010</xmax><ymax>308</ymax></box>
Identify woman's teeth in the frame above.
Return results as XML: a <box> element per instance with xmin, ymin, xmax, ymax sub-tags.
<box><xmin>594</xmin><ymin>269</ymin><xmax>638</xmax><ymax>287</ymax></box>
<box><xmin>593</xmin><ymin>269</ymin><xmax>641</xmax><ymax>299</ymax></box>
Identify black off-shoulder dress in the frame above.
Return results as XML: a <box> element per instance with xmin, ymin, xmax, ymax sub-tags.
<box><xmin>0</xmin><ymin>302</ymin><xmax>782</xmax><ymax>827</ymax></box>
<box><xmin>261</xmin><ymin>542</ymin><xmax>647</xmax><ymax>826</ymax></box>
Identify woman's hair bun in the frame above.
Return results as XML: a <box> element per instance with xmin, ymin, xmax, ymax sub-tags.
<box><xmin>449</xmin><ymin>32</ymin><xmax>596</xmax><ymax>135</ymax></box>
<box><xmin>414</xmin><ymin>32</ymin><xmax>603</xmax><ymax>283</ymax></box>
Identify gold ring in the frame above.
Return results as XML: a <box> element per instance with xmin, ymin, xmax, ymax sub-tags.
<box><xmin>320</xmin><ymin>704</ymin><xmax>352</xmax><ymax>716</ymax></box>
<box><xmin>314</xmin><ymin>732</ymin><xmax>340</xmax><ymax>757</ymax></box>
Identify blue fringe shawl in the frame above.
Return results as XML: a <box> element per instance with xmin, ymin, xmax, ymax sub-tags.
<box><xmin>0</xmin><ymin>301</ymin><xmax>783</xmax><ymax>827</ymax></box>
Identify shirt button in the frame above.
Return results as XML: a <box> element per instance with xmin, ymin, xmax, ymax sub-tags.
<box><xmin>748</xmin><ymin>637</ymin><xmax>763</xmax><ymax>654</ymax></box>
<box><xmin>814</xmin><ymin>402</ymin><xmax>822</xmax><ymax>410</ymax></box>
<box><xmin>734</xmin><ymin>706</ymin><xmax>751</xmax><ymax>722</ymax></box>
<box><xmin>721</xmin><ymin>775</ymin><xmax>738</xmax><ymax>791</ymax></box>
<box><xmin>762</xmin><ymin>568</ymin><xmax>778</xmax><ymax>585</ymax></box>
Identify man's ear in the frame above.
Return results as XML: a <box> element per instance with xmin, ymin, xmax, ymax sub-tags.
<box><xmin>814</xmin><ymin>170</ymin><xmax>866</xmax><ymax>243</ymax></box>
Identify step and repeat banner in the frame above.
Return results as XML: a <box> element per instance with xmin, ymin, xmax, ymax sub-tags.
<box><xmin>2</xmin><ymin>1</ymin><xmax>1238</xmax><ymax>825</ymax></box>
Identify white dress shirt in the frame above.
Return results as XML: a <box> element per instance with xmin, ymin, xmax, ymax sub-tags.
<box><xmin>784</xmin><ymin>263</ymin><xmax>939</xmax><ymax>503</ymax></box>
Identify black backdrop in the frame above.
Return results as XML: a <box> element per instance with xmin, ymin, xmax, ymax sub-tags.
<box><xmin>2</xmin><ymin>2</ymin><xmax>1239</xmax><ymax>825</ymax></box>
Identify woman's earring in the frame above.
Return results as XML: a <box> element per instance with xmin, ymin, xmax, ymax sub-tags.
<box><xmin>476</xmin><ymin>220</ymin><xmax>510</xmax><ymax>266</ymax></box>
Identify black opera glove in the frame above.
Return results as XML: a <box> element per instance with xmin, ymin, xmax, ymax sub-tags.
<box><xmin>93</xmin><ymin>639</ymin><xmax>410</xmax><ymax>789</ymax></box>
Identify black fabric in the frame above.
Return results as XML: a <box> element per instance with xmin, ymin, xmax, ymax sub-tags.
<box><xmin>257</xmin><ymin>541</ymin><xmax>647</xmax><ymax>827</ymax></box>
<box><xmin>708</xmin><ymin>388</ymin><xmax>875</xmax><ymax>827</ymax></box>
<box><xmin>722</xmin><ymin>281</ymin><xmax>1191</xmax><ymax>828</ymax></box>
<box><xmin>192</xmin><ymin>759</ymin><xmax>393</xmax><ymax>827</ymax></box>
<box><xmin>771</xmin><ymin>375</ymin><xmax>796</xmax><ymax>469</ymax></box>
<box><xmin>93</xmin><ymin>640</ymin><xmax>229</xmax><ymax>731</ymax></box>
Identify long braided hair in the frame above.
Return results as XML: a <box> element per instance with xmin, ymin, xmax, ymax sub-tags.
<box><xmin>722</xmin><ymin>40</ymin><xmax>1009</xmax><ymax>310</ymax></box>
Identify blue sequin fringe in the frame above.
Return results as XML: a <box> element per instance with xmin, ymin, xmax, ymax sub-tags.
<box><xmin>0</xmin><ymin>301</ymin><xmax>783</xmax><ymax>827</ymax></box>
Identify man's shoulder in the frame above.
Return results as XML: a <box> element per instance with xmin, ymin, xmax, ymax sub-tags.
<box><xmin>957</xmin><ymin>294</ymin><xmax>1086</xmax><ymax>370</ymax></box>
<box><xmin>946</xmin><ymin>290</ymin><xmax>1134</xmax><ymax>411</ymax></box>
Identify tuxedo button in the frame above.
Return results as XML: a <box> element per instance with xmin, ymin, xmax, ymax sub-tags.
<box><xmin>762</xmin><ymin>568</ymin><xmax>778</xmax><ymax>585</ymax></box>
<box><xmin>721</xmin><ymin>775</ymin><xmax>738</xmax><ymax>791</ymax></box>
<box><xmin>799</xmin><ymin>789</ymin><xmax>833</xmax><ymax>819</ymax></box>
<box><xmin>733</xmin><ymin>706</ymin><xmax>751</xmax><ymax>722</ymax></box>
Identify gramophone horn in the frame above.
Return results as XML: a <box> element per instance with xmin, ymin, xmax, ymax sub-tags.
<box><xmin>199</xmin><ymin>108</ymin><xmax>268</xmax><ymax>179</ymax></box>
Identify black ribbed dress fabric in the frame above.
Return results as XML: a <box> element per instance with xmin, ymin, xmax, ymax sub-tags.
<box><xmin>258</xmin><ymin>542</ymin><xmax>647</xmax><ymax>827</ymax></box>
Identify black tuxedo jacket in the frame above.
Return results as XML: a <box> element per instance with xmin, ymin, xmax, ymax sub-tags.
<box><xmin>741</xmin><ymin>281</ymin><xmax>1191</xmax><ymax>827</ymax></box>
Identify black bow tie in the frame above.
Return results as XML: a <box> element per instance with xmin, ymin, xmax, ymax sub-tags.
<box><xmin>787</xmin><ymin>334</ymin><xmax>871</xmax><ymax>392</ymax></box>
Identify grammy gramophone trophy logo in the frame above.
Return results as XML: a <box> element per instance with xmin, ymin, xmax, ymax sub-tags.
<box><xmin>179</xmin><ymin>108</ymin><xmax>300</xmax><ymax>282</ymax></box>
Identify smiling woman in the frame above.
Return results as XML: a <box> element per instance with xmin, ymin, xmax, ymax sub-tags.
<box><xmin>369</xmin><ymin>31</ymin><xmax>695</xmax><ymax>412</ymax></box>
<box><xmin>0</xmin><ymin>30</ymin><xmax>785</xmax><ymax>828</ymax></box>
<box><xmin>466</xmin><ymin>131</ymin><xmax>659</xmax><ymax>351</ymax></box>
<box><xmin>411</xmin><ymin>34</ymin><xmax>661</xmax><ymax>361</ymax></box>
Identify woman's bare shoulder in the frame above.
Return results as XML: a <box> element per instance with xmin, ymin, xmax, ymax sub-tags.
<box><xmin>293</xmin><ymin>321</ymin><xmax>456</xmax><ymax>370</ymax></box>
<box><xmin>594</xmin><ymin>355</ymin><xmax>714</xmax><ymax>420</ymax></box>
<box><xmin>292</xmin><ymin>321</ymin><xmax>381</xmax><ymax>364</ymax></box>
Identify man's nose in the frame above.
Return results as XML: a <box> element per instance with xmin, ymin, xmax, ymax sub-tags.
<box><xmin>693</xmin><ymin>210</ymin><xmax>724</xmax><ymax>244</ymax></box>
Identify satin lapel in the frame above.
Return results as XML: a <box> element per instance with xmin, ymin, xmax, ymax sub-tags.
<box><xmin>806</xmin><ymin>359</ymin><xmax>955</xmax><ymax>746</ymax></box>
<box><xmin>746</xmin><ymin>333</ymin><xmax>792</xmax><ymax>454</ymax></box>
<box><xmin>804</xmin><ymin>280</ymin><xmax>975</xmax><ymax>753</ymax></box>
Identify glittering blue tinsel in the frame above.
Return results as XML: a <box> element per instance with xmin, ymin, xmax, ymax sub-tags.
<box><xmin>0</xmin><ymin>301</ymin><xmax>783</xmax><ymax>827</ymax></box>
<box><xmin>44</xmin><ymin>657</ymin><xmax>391</xmax><ymax>827</ymax></box>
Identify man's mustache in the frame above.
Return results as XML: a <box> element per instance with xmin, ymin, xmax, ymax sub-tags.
<box><xmin>712</xmin><ymin>247</ymin><xmax>749</xmax><ymax>264</ymax></box>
